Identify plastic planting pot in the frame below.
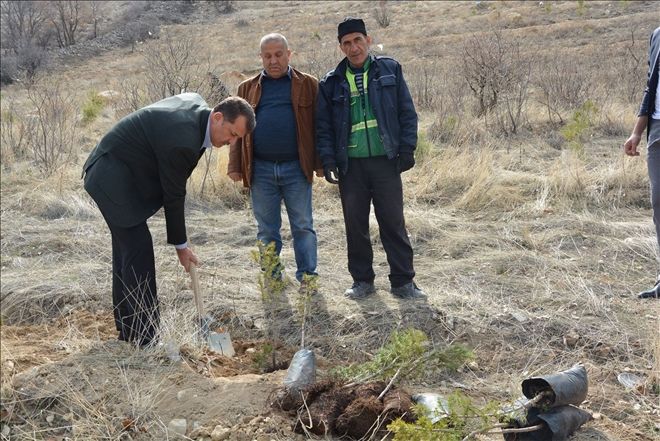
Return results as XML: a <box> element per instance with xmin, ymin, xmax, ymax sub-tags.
<box><xmin>521</xmin><ymin>364</ymin><xmax>588</xmax><ymax>407</ymax></box>
<box><xmin>503</xmin><ymin>405</ymin><xmax>593</xmax><ymax>441</ymax></box>
<box><xmin>411</xmin><ymin>393</ymin><xmax>449</xmax><ymax>423</ymax></box>
<box><xmin>284</xmin><ymin>348</ymin><xmax>316</xmax><ymax>391</ymax></box>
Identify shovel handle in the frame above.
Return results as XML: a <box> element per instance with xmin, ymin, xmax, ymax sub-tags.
<box><xmin>190</xmin><ymin>263</ymin><xmax>205</xmax><ymax>320</ymax></box>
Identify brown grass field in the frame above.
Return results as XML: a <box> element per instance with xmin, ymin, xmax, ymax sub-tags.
<box><xmin>1</xmin><ymin>1</ymin><xmax>659</xmax><ymax>440</ymax></box>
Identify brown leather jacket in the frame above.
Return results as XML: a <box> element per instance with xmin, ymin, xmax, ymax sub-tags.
<box><xmin>228</xmin><ymin>67</ymin><xmax>322</xmax><ymax>187</ymax></box>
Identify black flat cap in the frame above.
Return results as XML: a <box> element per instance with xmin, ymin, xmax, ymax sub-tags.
<box><xmin>338</xmin><ymin>17</ymin><xmax>367</xmax><ymax>42</ymax></box>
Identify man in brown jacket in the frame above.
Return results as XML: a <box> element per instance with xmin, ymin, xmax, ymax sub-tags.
<box><xmin>228</xmin><ymin>33</ymin><xmax>322</xmax><ymax>290</ymax></box>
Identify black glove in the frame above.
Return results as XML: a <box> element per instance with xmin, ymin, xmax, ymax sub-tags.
<box><xmin>397</xmin><ymin>152</ymin><xmax>415</xmax><ymax>173</ymax></box>
<box><xmin>324</xmin><ymin>165</ymin><xmax>339</xmax><ymax>184</ymax></box>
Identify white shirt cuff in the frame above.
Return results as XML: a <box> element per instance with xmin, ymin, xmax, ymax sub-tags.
<box><xmin>174</xmin><ymin>242</ymin><xmax>188</xmax><ymax>250</ymax></box>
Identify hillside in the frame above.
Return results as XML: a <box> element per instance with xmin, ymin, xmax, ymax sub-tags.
<box><xmin>1</xmin><ymin>1</ymin><xmax>659</xmax><ymax>440</ymax></box>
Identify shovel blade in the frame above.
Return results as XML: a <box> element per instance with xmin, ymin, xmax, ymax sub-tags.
<box><xmin>208</xmin><ymin>332</ymin><xmax>235</xmax><ymax>357</ymax></box>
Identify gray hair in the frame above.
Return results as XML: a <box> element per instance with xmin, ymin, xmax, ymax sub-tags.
<box><xmin>259</xmin><ymin>33</ymin><xmax>288</xmax><ymax>51</ymax></box>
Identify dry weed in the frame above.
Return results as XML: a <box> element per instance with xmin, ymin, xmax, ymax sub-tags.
<box><xmin>1</xmin><ymin>1</ymin><xmax>660</xmax><ymax>439</ymax></box>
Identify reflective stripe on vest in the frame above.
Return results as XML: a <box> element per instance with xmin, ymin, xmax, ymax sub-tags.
<box><xmin>345</xmin><ymin>67</ymin><xmax>385</xmax><ymax>157</ymax></box>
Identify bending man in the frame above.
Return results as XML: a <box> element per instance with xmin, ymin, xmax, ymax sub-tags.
<box><xmin>83</xmin><ymin>94</ymin><xmax>255</xmax><ymax>346</ymax></box>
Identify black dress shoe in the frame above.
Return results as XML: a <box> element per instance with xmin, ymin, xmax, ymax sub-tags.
<box><xmin>638</xmin><ymin>281</ymin><xmax>659</xmax><ymax>299</ymax></box>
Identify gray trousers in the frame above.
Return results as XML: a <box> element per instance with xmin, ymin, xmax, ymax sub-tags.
<box><xmin>648</xmin><ymin>118</ymin><xmax>660</xmax><ymax>274</ymax></box>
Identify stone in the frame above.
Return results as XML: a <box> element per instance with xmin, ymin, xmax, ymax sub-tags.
<box><xmin>563</xmin><ymin>333</ymin><xmax>579</xmax><ymax>348</ymax></box>
<box><xmin>211</xmin><ymin>425</ymin><xmax>231</xmax><ymax>441</ymax></box>
<box><xmin>167</xmin><ymin>418</ymin><xmax>187</xmax><ymax>436</ymax></box>
<box><xmin>98</xmin><ymin>90</ymin><xmax>120</xmax><ymax>101</ymax></box>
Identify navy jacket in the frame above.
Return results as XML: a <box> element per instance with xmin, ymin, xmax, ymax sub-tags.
<box><xmin>316</xmin><ymin>55</ymin><xmax>418</xmax><ymax>174</ymax></box>
<box><xmin>82</xmin><ymin>93</ymin><xmax>210</xmax><ymax>245</ymax></box>
<box><xmin>639</xmin><ymin>26</ymin><xmax>660</xmax><ymax>128</ymax></box>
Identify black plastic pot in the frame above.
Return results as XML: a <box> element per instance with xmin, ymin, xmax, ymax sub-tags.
<box><xmin>503</xmin><ymin>405</ymin><xmax>593</xmax><ymax>441</ymax></box>
<box><xmin>521</xmin><ymin>364</ymin><xmax>588</xmax><ymax>407</ymax></box>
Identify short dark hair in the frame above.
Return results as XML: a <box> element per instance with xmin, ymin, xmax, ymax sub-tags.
<box><xmin>213</xmin><ymin>96</ymin><xmax>256</xmax><ymax>132</ymax></box>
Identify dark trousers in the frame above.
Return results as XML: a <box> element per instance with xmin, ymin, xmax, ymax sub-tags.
<box><xmin>105</xmin><ymin>220</ymin><xmax>159</xmax><ymax>347</ymax></box>
<box><xmin>338</xmin><ymin>156</ymin><xmax>415</xmax><ymax>287</ymax></box>
<box><xmin>648</xmin><ymin>135</ymin><xmax>660</xmax><ymax>262</ymax></box>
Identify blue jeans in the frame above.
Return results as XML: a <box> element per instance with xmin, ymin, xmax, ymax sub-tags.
<box><xmin>251</xmin><ymin>159</ymin><xmax>317</xmax><ymax>282</ymax></box>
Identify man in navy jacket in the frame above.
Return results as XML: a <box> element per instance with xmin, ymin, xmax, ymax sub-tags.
<box><xmin>624</xmin><ymin>26</ymin><xmax>660</xmax><ymax>299</ymax></box>
<box><xmin>316</xmin><ymin>17</ymin><xmax>424</xmax><ymax>300</ymax></box>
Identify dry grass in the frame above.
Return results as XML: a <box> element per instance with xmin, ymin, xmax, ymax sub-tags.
<box><xmin>1</xmin><ymin>1</ymin><xmax>659</xmax><ymax>439</ymax></box>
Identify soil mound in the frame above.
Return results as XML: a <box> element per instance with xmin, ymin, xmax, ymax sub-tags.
<box><xmin>275</xmin><ymin>380</ymin><xmax>415</xmax><ymax>439</ymax></box>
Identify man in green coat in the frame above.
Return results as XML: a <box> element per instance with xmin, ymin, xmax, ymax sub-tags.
<box><xmin>82</xmin><ymin>93</ymin><xmax>255</xmax><ymax>347</ymax></box>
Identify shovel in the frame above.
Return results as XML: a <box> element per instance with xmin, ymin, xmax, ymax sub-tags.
<box><xmin>190</xmin><ymin>263</ymin><xmax>235</xmax><ymax>357</ymax></box>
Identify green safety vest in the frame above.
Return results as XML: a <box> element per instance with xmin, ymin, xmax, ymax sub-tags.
<box><xmin>346</xmin><ymin>64</ymin><xmax>385</xmax><ymax>158</ymax></box>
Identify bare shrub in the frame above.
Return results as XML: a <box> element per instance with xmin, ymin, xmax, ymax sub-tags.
<box><xmin>49</xmin><ymin>0</ymin><xmax>84</xmax><ymax>48</ymax></box>
<box><xmin>0</xmin><ymin>0</ymin><xmax>50</xmax><ymax>82</ymax></box>
<box><xmin>534</xmin><ymin>55</ymin><xmax>593</xmax><ymax>125</ymax></box>
<box><xmin>296</xmin><ymin>42</ymin><xmax>339</xmax><ymax>82</ymax></box>
<box><xmin>209</xmin><ymin>0</ymin><xmax>236</xmax><ymax>14</ymax></box>
<box><xmin>25</xmin><ymin>79</ymin><xmax>80</xmax><ymax>176</ymax></box>
<box><xmin>614</xmin><ymin>29</ymin><xmax>646</xmax><ymax>104</ymax></box>
<box><xmin>121</xmin><ymin>18</ymin><xmax>159</xmax><ymax>53</ymax></box>
<box><xmin>0</xmin><ymin>96</ymin><xmax>29</xmax><ymax>165</ymax></box>
<box><xmin>372</xmin><ymin>0</ymin><xmax>390</xmax><ymax>28</ymax></box>
<box><xmin>1</xmin><ymin>1</ymin><xmax>48</xmax><ymax>49</ymax></box>
<box><xmin>116</xmin><ymin>2</ymin><xmax>159</xmax><ymax>52</ymax></box>
<box><xmin>9</xmin><ymin>44</ymin><xmax>48</xmax><ymax>82</ymax></box>
<box><xmin>461</xmin><ymin>31</ymin><xmax>531</xmax><ymax>135</ymax></box>
<box><xmin>409</xmin><ymin>60</ymin><xmax>471</xmax><ymax>145</ymax></box>
<box><xmin>89</xmin><ymin>0</ymin><xmax>106</xmax><ymax>39</ymax></box>
<box><xmin>143</xmin><ymin>32</ymin><xmax>215</xmax><ymax>101</ymax></box>
<box><xmin>492</xmin><ymin>55</ymin><xmax>531</xmax><ymax>136</ymax></box>
<box><xmin>407</xmin><ymin>63</ymin><xmax>440</xmax><ymax>111</ymax></box>
<box><xmin>112</xmin><ymin>78</ymin><xmax>149</xmax><ymax>118</ymax></box>
<box><xmin>111</xmin><ymin>70</ymin><xmax>228</xmax><ymax>121</ymax></box>
<box><xmin>201</xmin><ymin>71</ymin><xmax>230</xmax><ymax>105</ymax></box>
<box><xmin>461</xmin><ymin>31</ymin><xmax>507</xmax><ymax>117</ymax></box>
<box><xmin>425</xmin><ymin>95</ymin><xmax>462</xmax><ymax>145</ymax></box>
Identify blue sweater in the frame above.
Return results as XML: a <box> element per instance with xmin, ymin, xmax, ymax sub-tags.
<box><xmin>253</xmin><ymin>73</ymin><xmax>298</xmax><ymax>161</ymax></box>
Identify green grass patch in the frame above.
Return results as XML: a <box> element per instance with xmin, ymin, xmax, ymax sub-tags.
<box><xmin>81</xmin><ymin>90</ymin><xmax>106</xmax><ymax>124</ymax></box>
